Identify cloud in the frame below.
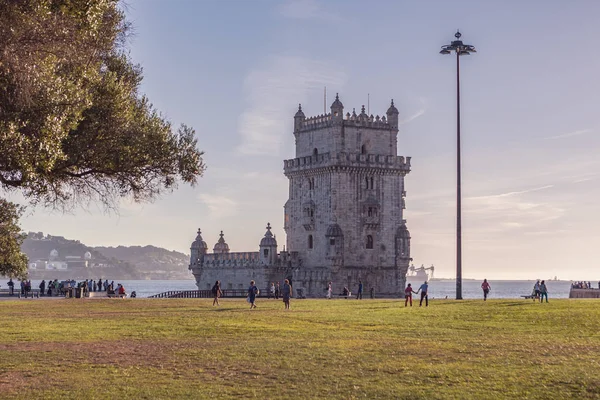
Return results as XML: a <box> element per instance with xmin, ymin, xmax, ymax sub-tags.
<box><xmin>198</xmin><ymin>193</ymin><xmax>238</xmax><ymax>218</ymax></box>
<box><xmin>278</xmin><ymin>0</ymin><xmax>342</xmax><ymax>22</ymax></box>
<box><xmin>236</xmin><ymin>55</ymin><xmax>347</xmax><ymax>156</ymax></box>
<box><xmin>467</xmin><ymin>185</ymin><xmax>554</xmax><ymax>201</ymax></box>
<box><xmin>400</xmin><ymin>109</ymin><xmax>425</xmax><ymax>124</ymax></box>
<box><xmin>400</xmin><ymin>98</ymin><xmax>427</xmax><ymax>125</ymax></box>
<box><xmin>544</xmin><ymin>128</ymin><xmax>592</xmax><ymax>140</ymax></box>
<box><xmin>464</xmin><ymin>185</ymin><xmax>563</xmax><ymax>232</ymax></box>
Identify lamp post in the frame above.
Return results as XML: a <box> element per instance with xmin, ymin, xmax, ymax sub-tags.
<box><xmin>440</xmin><ymin>31</ymin><xmax>476</xmax><ymax>300</ymax></box>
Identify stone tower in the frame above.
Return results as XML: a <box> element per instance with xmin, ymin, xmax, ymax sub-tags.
<box><xmin>283</xmin><ymin>94</ymin><xmax>412</xmax><ymax>296</ymax></box>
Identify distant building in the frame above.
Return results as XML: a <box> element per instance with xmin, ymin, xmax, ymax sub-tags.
<box><xmin>189</xmin><ymin>94</ymin><xmax>412</xmax><ymax>296</ymax></box>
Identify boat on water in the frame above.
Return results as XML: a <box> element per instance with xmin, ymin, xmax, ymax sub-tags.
<box><xmin>406</xmin><ymin>264</ymin><xmax>434</xmax><ymax>282</ymax></box>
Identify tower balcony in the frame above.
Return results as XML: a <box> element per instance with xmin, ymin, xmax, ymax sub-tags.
<box><xmin>284</xmin><ymin>152</ymin><xmax>411</xmax><ymax>176</ymax></box>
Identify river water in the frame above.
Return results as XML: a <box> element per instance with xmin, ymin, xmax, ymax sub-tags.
<box><xmin>65</xmin><ymin>279</ymin><xmax>576</xmax><ymax>299</ymax></box>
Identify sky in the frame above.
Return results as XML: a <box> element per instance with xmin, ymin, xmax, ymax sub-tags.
<box><xmin>13</xmin><ymin>0</ymin><xmax>600</xmax><ymax>280</ymax></box>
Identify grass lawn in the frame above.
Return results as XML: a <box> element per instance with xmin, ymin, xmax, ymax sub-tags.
<box><xmin>0</xmin><ymin>298</ymin><xmax>599</xmax><ymax>399</ymax></box>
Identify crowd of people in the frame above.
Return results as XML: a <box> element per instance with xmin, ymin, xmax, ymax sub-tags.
<box><xmin>3</xmin><ymin>278</ymin><xmax>128</xmax><ymax>297</ymax></box>
<box><xmin>571</xmin><ymin>281</ymin><xmax>599</xmax><ymax>289</ymax></box>
<box><xmin>7</xmin><ymin>277</ymin><xmax>597</xmax><ymax>303</ymax></box>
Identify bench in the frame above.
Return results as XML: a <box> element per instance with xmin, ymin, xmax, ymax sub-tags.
<box><xmin>18</xmin><ymin>289</ymin><xmax>40</xmax><ymax>299</ymax></box>
<box><xmin>521</xmin><ymin>295</ymin><xmax>537</xmax><ymax>300</ymax></box>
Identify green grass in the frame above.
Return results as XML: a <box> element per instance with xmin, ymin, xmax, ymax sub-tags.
<box><xmin>0</xmin><ymin>298</ymin><xmax>599</xmax><ymax>399</ymax></box>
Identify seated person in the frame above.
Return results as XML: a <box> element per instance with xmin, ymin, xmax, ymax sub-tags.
<box><xmin>342</xmin><ymin>287</ymin><xmax>349</xmax><ymax>296</ymax></box>
<box><xmin>118</xmin><ymin>284</ymin><xmax>126</xmax><ymax>296</ymax></box>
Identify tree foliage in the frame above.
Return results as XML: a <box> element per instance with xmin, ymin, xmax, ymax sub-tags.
<box><xmin>0</xmin><ymin>0</ymin><xmax>206</xmax><ymax>276</ymax></box>
<box><xmin>0</xmin><ymin>199</ymin><xmax>28</xmax><ymax>279</ymax></box>
<box><xmin>0</xmin><ymin>0</ymin><xmax>206</xmax><ymax>209</ymax></box>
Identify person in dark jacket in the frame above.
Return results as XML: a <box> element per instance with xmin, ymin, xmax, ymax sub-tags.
<box><xmin>282</xmin><ymin>279</ymin><xmax>292</xmax><ymax>310</ymax></box>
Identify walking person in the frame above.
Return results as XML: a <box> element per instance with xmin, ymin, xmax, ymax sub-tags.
<box><xmin>282</xmin><ymin>279</ymin><xmax>292</xmax><ymax>310</ymax></box>
<box><xmin>533</xmin><ymin>280</ymin><xmax>541</xmax><ymax>301</ymax></box>
<box><xmin>481</xmin><ymin>279</ymin><xmax>491</xmax><ymax>301</ymax></box>
<box><xmin>404</xmin><ymin>283</ymin><xmax>417</xmax><ymax>307</ymax></box>
<box><xmin>369</xmin><ymin>287</ymin><xmax>374</xmax><ymax>299</ymax></box>
<box><xmin>211</xmin><ymin>280</ymin><xmax>222</xmax><ymax>306</ymax></box>
<box><xmin>326</xmin><ymin>281</ymin><xmax>332</xmax><ymax>299</ymax></box>
<box><xmin>7</xmin><ymin>279</ymin><xmax>14</xmax><ymax>296</ymax></box>
<box><xmin>269</xmin><ymin>282</ymin><xmax>275</xmax><ymax>299</ymax></box>
<box><xmin>274</xmin><ymin>282</ymin><xmax>280</xmax><ymax>299</ymax></box>
<box><xmin>418</xmin><ymin>281</ymin><xmax>429</xmax><ymax>307</ymax></box>
<box><xmin>539</xmin><ymin>280</ymin><xmax>549</xmax><ymax>303</ymax></box>
<box><xmin>39</xmin><ymin>280</ymin><xmax>46</xmax><ymax>297</ymax></box>
<box><xmin>356</xmin><ymin>280</ymin><xmax>363</xmax><ymax>300</ymax></box>
<box><xmin>247</xmin><ymin>280</ymin><xmax>259</xmax><ymax>309</ymax></box>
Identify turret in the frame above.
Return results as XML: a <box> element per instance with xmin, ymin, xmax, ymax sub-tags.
<box><xmin>294</xmin><ymin>104</ymin><xmax>305</xmax><ymax>132</ymax></box>
<box><xmin>395</xmin><ymin>222</ymin><xmax>411</xmax><ymax>259</ymax></box>
<box><xmin>213</xmin><ymin>231</ymin><xmax>230</xmax><ymax>254</ymax></box>
<box><xmin>189</xmin><ymin>228</ymin><xmax>208</xmax><ymax>269</ymax></box>
<box><xmin>259</xmin><ymin>222</ymin><xmax>278</xmax><ymax>265</ymax></box>
<box><xmin>386</xmin><ymin>99</ymin><xmax>399</xmax><ymax>129</ymax></box>
<box><xmin>330</xmin><ymin>93</ymin><xmax>344</xmax><ymax>122</ymax></box>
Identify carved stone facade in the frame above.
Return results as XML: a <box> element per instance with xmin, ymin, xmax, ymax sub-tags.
<box><xmin>189</xmin><ymin>94</ymin><xmax>411</xmax><ymax>297</ymax></box>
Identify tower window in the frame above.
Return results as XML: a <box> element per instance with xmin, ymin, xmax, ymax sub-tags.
<box><xmin>366</xmin><ymin>235</ymin><xmax>373</xmax><ymax>249</ymax></box>
<box><xmin>308</xmin><ymin>177</ymin><xmax>315</xmax><ymax>190</ymax></box>
<box><xmin>263</xmin><ymin>249</ymin><xmax>269</xmax><ymax>257</ymax></box>
<box><xmin>368</xmin><ymin>207</ymin><xmax>373</xmax><ymax>217</ymax></box>
<box><xmin>361</xmin><ymin>144</ymin><xmax>366</xmax><ymax>154</ymax></box>
<box><xmin>330</xmin><ymin>238</ymin><xmax>335</xmax><ymax>246</ymax></box>
<box><xmin>308</xmin><ymin>235</ymin><xmax>313</xmax><ymax>249</ymax></box>
<box><xmin>313</xmin><ymin>148</ymin><xmax>318</xmax><ymax>156</ymax></box>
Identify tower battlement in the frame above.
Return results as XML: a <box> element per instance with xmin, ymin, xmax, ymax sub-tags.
<box><xmin>293</xmin><ymin>94</ymin><xmax>400</xmax><ymax>158</ymax></box>
<box><xmin>283</xmin><ymin>152</ymin><xmax>411</xmax><ymax>176</ymax></box>
<box><xmin>297</xmin><ymin>110</ymin><xmax>393</xmax><ymax>132</ymax></box>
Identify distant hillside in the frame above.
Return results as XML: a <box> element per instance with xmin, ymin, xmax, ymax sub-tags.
<box><xmin>20</xmin><ymin>232</ymin><xmax>191</xmax><ymax>280</ymax></box>
<box><xmin>94</xmin><ymin>245</ymin><xmax>190</xmax><ymax>279</ymax></box>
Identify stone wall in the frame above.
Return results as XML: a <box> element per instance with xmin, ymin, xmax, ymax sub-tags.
<box><xmin>569</xmin><ymin>288</ymin><xmax>600</xmax><ymax>299</ymax></box>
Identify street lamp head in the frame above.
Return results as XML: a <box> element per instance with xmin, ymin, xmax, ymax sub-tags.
<box><xmin>439</xmin><ymin>31</ymin><xmax>476</xmax><ymax>56</ymax></box>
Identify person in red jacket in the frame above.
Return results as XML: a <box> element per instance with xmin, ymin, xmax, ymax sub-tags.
<box><xmin>404</xmin><ymin>283</ymin><xmax>417</xmax><ymax>307</ymax></box>
<box><xmin>481</xmin><ymin>279</ymin><xmax>491</xmax><ymax>301</ymax></box>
